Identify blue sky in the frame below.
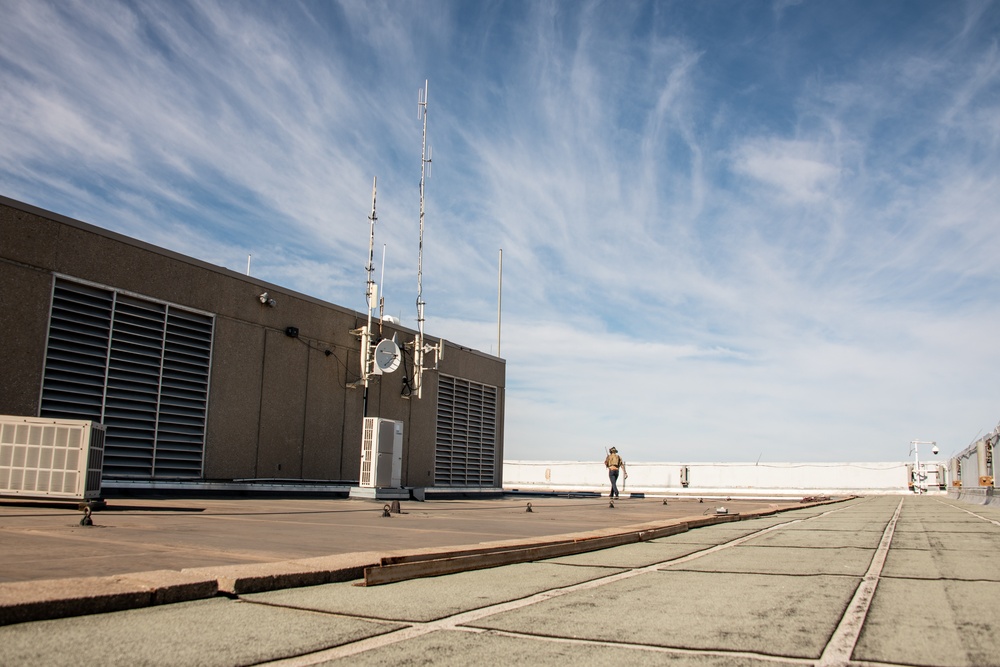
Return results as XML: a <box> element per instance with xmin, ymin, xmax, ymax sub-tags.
<box><xmin>3</xmin><ymin>0</ymin><xmax>1000</xmax><ymax>463</ymax></box>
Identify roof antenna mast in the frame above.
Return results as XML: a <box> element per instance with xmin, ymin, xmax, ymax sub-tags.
<box><xmin>412</xmin><ymin>79</ymin><xmax>443</xmax><ymax>398</ymax></box>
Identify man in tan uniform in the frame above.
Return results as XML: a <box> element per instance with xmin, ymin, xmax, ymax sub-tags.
<box><xmin>604</xmin><ymin>447</ymin><xmax>627</xmax><ymax>499</ymax></box>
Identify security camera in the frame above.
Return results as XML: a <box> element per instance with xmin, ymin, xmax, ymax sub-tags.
<box><xmin>932</xmin><ymin>445</ymin><xmax>939</xmax><ymax>455</ymax></box>
<box><xmin>258</xmin><ymin>292</ymin><xmax>269</xmax><ymax>304</ymax></box>
<box><xmin>258</xmin><ymin>292</ymin><xmax>276</xmax><ymax>307</ymax></box>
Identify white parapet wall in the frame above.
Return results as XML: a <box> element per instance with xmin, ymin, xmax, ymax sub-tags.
<box><xmin>503</xmin><ymin>460</ymin><xmax>925</xmax><ymax>497</ymax></box>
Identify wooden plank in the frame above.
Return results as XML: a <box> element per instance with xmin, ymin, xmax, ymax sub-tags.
<box><xmin>363</xmin><ymin>522</ymin><xmax>692</xmax><ymax>586</ymax></box>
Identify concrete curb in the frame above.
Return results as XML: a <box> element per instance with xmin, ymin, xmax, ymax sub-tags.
<box><xmin>0</xmin><ymin>570</ymin><xmax>218</xmax><ymax>626</ymax></box>
<box><xmin>187</xmin><ymin>551</ymin><xmax>385</xmax><ymax>596</ymax></box>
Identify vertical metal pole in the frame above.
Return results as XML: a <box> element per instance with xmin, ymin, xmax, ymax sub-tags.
<box><xmin>497</xmin><ymin>248</ymin><xmax>503</xmax><ymax>357</ymax></box>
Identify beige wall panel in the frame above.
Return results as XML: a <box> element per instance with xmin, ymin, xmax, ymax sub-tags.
<box><xmin>0</xmin><ymin>262</ymin><xmax>51</xmax><ymax>417</ymax></box>
<box><xmin>341</xmin><ymin>389</ymin><xmax>364</xmax><ymax>483</ymax></box>
<box><xmin>302</xmin><ymin>344</ymin><xmax>348</xmax><ymax>480</ymax></box>
<box><xmin>406</xmin><ymin>371</ymin><xmax>439</xmax><ymax>487</ymax></box>
<box><xmin>203</xmin><ymin>318</ymin><xmax>264</xmax><ymax>479</ymax></box>
<box><xmin>257</xmin><ymin>328</ymin><xmax>309</xmax><ymax>478</ymax></box>
<box><xmin>439</xmin><ymin>344</ymin><xmax>506</xmax><ymax>388</ymax></box>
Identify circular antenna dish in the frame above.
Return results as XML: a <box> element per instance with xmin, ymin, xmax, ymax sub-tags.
<box><xmin>373</xmin><ymin>338</ymin><xmax>401</xmax><ymax>373</ymax></box>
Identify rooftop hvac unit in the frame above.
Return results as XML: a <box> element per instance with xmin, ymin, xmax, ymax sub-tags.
<box><xmin>360</xmin><ymin>417</ymin><xmax>403</xmax><ymax>488</ymax></box>
<box><xmin>0</xmin><ymin>416</ymin><xmax>105</xmax><ymax>501</ymax></box>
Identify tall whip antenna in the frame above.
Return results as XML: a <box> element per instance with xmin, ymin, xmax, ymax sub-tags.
<box><xmin>412</xmin><ymin>79</ymin><xmax>441</xmax><ymax>398</ymax></box>
<box><xmin>365</xmin><ymin>174</ymin><xmax>378</xmax><ymax>346</ymax></box>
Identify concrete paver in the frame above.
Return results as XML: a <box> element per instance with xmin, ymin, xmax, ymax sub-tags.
<box><xmin>470</xmin><ymin>570</ymin><xmax>858</xmax><ymax>659</ymax></box>
<box><xmin>314</xmin><ymin>629</ymin><xmax>784</xmax><ymax>667</ymax></box>
<box><xmin>854</xmin><ymin>578</ymin><xmax>1000</xmax><ymax>667</ymax></box>
<box><xmin>1</xmin><ymin>494</ymin><xmax>999</xmax><ymax>666</ymax></box>
<box><xmin>884</xmin><ymin>546</ymin><xmax>1000</xmax><ymax>580</ymax></box>
<box><xmin>319</xmin><ymin>630</ymin><xmax>744</xmax><ymax>667</ymax></box>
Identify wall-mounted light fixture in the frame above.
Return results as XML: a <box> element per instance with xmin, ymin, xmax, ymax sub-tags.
<box><xmin>258</xmin><ymin>292</ymin><xmax>276</xmax><ymax>308</ymax></box>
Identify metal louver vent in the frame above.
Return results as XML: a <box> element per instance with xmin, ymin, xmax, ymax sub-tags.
<box><xmin>39</xmin><ymin>281</ymin><xmax>112</xmax><ymax>421</ymax></box>
<box><xmin>434</xmin><ymin>375</ymin><xmax>497</xmax><ymax>486</ymax></box>
<box><xmin>40</xmin><ymin>278</ymin><xmax>213</xmax><ymax>479</ymax></box>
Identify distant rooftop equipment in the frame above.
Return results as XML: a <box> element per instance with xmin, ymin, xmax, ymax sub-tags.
<box><xmin>0</xmin><ymin>416</ymin><xmax>105</xmax><ymax>501</ymax></box>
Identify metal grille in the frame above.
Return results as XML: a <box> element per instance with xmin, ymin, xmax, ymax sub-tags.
<box><xmin>40</xmin><ymin>278</ymin><xmax>213</xmax><ymax>479</ymax></box>
<box><xmin>434</xmin><ymin>375</ymin><xmax>497</xmax><ymax>486</ymax></box>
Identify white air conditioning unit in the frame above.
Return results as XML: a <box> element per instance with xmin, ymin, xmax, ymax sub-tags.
<box><xmin>0</xmin><ymin>416</ymin><xmax>106</xmax><ymax>501</ymax></box>
<box><xmin>359</xmin><ymin>417</ymin><xmax>403</xmax><ymax>488</ymax></box>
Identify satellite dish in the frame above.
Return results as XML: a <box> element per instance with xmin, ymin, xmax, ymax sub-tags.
<box><xmin>373</xmin><ymin>338</ymin><xmax>401</xmax><ymax>374</ymax></box>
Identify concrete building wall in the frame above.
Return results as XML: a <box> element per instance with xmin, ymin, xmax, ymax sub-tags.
<box><xmin>0</xmin><ymin>260</ymin><xmax>50</xmax><ymax>417</ymax></box>
<box><xmin>0</xmin><ymin>195</ymin><xmax>505</xmax><ymax>489</ymax></box>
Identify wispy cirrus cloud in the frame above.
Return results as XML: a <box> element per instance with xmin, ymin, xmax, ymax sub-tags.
<box><xmin>732</xmin><ymin>138</ymin><xmax>842</xmax><ymax>203</ymax></box>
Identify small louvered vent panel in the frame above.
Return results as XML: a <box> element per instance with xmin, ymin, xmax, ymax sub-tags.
<box><xmin>40</xmin><ymin>278</ymin><xmax>213</xmax><ymax>480</ymax></box>
<box><xmin>40</xmin><ymin>281</ymin><xmax>112</xmax><ymax>421</ymax></box>
<box><xmin>104</xmin><ymin>295</ymin><xmax>165</xmax><ymax>477</ymax></box>
<box><xmin>155</xmin><ymin>309</ymin><xmax>212</xmax><ymax>477</ymax></box>
<box><xmin>434</xmin><ymin>375</ymin><xmax>497</xmax><ymax>487</ymax></box>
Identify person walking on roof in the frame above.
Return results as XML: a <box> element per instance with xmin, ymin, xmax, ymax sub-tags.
<box><xmin>604</xmin><ymin>447</ymin><xmax>627</xmax><ymax>499</ymax></box>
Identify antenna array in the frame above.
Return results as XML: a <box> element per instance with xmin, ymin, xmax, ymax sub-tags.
<box><xmin>348</xmin><ymin>177</ymin><xmax>379</xmax><ymax>404</ymax></box>
<box><xmin>363</xmin><ymin>176</ymin><xmax>378</xmax><ymax>381</ymax></box>
<box><xmin>411</xmin><ymin>79</ymin><xmax>443</xmax><ymax>398</ymax></box>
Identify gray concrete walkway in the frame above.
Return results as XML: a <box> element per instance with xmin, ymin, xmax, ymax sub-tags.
<box><xmin>1</xmin><ymin>495</ymin><xmax>998</xmax><ymax>666</ymax></box>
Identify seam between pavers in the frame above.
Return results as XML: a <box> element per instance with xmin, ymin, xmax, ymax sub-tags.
<box><xmin>817</xmin><ymin>497</ymin><xmax>903</xmax><ymax>667</ymax></box>
<box><xmin>256</xmin><ymin>501</ymin><xmax>861</xmax><ymax>666</ymax></box>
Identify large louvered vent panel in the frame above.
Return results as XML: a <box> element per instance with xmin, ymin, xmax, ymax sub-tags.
<box><xmin>40</xmin><ymin>278</ymin><xmax>214</xmax><ymax>480</ymax></box>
